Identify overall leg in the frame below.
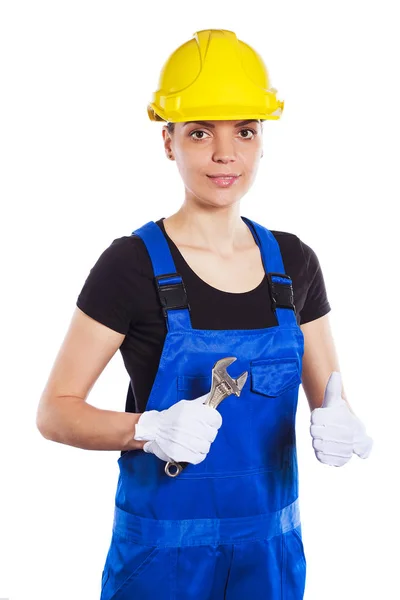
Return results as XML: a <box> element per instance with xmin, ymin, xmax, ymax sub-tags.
<box><xmin>170</xmin><ymin>544</ymin><xmax>232</xmax><ymax>600</ymax></box>
<box><xmin>225</xmin><ymin>528</ymin><xmax>306</xmax><ymax>600</ymax></box>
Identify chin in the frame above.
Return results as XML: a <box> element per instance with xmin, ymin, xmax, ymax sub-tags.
<box><xmin>204</xmin><ymin>193</ymin><xmax>242</xmax><ymax>207</ymax></box>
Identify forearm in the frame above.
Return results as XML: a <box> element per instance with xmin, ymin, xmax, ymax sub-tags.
<box><xmin>37</xmin><ymin>397</ymin><xmax>146</xmax><ymax>451</ymax></box>
<box><xmin>305</xmin><ymin>379</ymin><xmax>355</xmax><ymax>415</ymax></box>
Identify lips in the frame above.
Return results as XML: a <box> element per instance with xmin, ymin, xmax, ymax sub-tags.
<box><xmin>207</xmin><ymin>175</ymin><xmax>240</xmax><ymax>188</ymax></box>
<box><xmin>207</xmin><ymin>175</ymin><xmax>240</xmax><ymax>178</ymax></box>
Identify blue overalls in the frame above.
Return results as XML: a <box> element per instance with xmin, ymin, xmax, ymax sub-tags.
<box><xmin>100</xmin><ymin>217</ymin><xmax>307</xmax><ymax>600</ymax></box>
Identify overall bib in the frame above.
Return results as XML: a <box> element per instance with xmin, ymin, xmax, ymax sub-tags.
<box><xmin>100</xmin><ymin>217</ymin><xmax>307</xmax><ymax>600</ymax></box>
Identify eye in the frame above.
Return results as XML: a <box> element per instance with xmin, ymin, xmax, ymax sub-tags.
<box><xmin>189</xmin><ymin>128</ymin><xmax>257</xmax><ymax>141</ymax></box>
<box><xmin>239</xmin><ymin>128</ymin><xmax>256</xmax><ymax>139</ymax></box>
<box><xmin>189</xmin><ymin>130</ymin><xmax>210</xmax><ymax>140</ymax></box>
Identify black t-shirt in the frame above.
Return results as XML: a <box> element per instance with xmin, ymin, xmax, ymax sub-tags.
<box><xmin>76</xmin><ymin>217</ymin><xmax>331</xmax><ymax>415</ymax></box>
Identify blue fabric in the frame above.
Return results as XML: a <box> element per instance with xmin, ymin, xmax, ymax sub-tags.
<box><xmin>100</xmin><ymin>216</ymin><xmax>307</xmax><ymax>600</ymax></box>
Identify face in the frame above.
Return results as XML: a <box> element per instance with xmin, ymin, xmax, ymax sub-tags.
<box><xmin>162</xmin><ymin>119</ymin><xmax>263</xmax><ymax>208</ymax></box>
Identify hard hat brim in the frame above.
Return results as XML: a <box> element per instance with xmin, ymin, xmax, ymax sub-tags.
<box><xmin>147</xmin><ymin>103</ymin><xmax>284</xmax><ymax>123</ymax></box>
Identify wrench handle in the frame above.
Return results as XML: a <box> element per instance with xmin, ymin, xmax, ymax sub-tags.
<box><xmin>165</xmin><ymin>460</ymin><xmax>189</xmax><ymax>477</ymax></box>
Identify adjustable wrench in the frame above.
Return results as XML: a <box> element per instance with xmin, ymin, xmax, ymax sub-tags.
<box><xmin>165</xmin><ymin>356</ymin><xmax>248</xmax><ymax>478</ymax></box>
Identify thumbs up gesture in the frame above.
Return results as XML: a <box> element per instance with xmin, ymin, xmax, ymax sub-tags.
<box><xmin>310</xmin><ymin>371</ymin><xmax>373</xmax><ymax>466</ymax></box>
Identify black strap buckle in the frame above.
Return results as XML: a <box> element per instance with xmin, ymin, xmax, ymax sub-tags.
<box><xmin>266</xmin><ymin>272</ymin><xmax>296</xmax><ymax>312</ymax></box>
<box><xmin>154</xmin><ymin>273</ymin><xmax>191</xmax><ymax>318</ymax></box>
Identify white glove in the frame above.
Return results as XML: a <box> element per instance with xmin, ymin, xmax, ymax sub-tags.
<box><xmin>310</xmin><ymin>371</ymin><xmax>373</xmax><ymax>467</ymax></box>
<box><xmin>133</xmin><ymin>393</ymin><xmax>222</xmax><ymax>465</ymax></box>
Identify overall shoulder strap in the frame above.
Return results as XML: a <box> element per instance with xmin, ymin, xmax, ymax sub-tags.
<box><xmin>241</xmin><ymin>216</ymin><xmax>297</xmax><ymax>327</ymax></box>
<box><xmin>132</xmin><ymin>221</ymin><xmax>192</xmax><ymax>332</ymax></box>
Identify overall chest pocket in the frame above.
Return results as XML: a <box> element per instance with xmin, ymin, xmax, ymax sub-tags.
<box><xmin>177</xmin><ymin>374</ymin><xmax>211</xmax><ymax>403</ymax></box>
<box><xmin>249</xmin><ymin>357</ymin><xmax>302</xmax><ymax>470</ymax></box>
<box><xmin>250</xmin><ymin>357</ymin><xmax>302</xmax><ymax>397</ymax></box>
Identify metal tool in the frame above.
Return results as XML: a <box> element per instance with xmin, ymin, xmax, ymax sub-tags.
<box><xmin>165</xmin><ymin>356</ymin><xmax>248</xmax><ymax>478</ymax></box>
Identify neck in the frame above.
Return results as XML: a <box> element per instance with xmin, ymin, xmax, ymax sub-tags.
<box><xmin>162</xmin><ymin>207</ymin><xmax>253</xmax><ymax>256</ymax></box>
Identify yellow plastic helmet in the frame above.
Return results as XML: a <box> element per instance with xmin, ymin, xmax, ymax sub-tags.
<box><xmin>147</xmin><ymin>29</ymin><xmax>284</xmax><ymax>123</ymax></box>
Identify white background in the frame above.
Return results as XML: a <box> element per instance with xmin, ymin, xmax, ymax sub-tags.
<box><xmin>1</xmin><ymin>1</ymin><xmax>399</xmax><ymax>599</ymax></box>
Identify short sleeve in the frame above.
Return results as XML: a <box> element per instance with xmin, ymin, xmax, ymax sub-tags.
<box><xmin>76</xmin><ymin>237</ymin><xmax>139</xmax><ymax>334</ymax></box>
<box><xmin>299</xmin><ymin>240</ymin><xmax>331</xmax><ymax>325</ymax></box>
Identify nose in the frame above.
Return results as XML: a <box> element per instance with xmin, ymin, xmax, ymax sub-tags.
<box><xmin>211</xmin><ymin>135</ymin><xmax>236</xmax><ymax>164</ymax></box>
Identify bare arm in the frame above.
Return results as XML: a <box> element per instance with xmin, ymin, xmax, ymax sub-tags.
<box><xmin>36</xmin><ymin>307</ymin><xmax>145</xmax><ymax>452</ymax></box>
<box><xmin>300</xmin><ymin>313</ymin><xmax>354</xmax><ymax>413</ymax></box>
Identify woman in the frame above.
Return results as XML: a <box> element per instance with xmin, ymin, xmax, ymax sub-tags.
<box><xmin>37</xmin><ymin>29</ymin><xmax>373</xmax><ymax>600</ymax></box>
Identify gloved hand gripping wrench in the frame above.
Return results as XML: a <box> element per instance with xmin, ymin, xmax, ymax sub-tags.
<box><xmin>165</xmin><ymin>356</ymin><xmax>248</xmax><ymax>478</ymax></box>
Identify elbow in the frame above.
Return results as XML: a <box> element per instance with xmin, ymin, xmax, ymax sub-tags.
<box><xmin>36</xmin><ymin>400</ymin><xmax>59</xmax><ymax>441</ymax></box>
<box><xmin>36</xmin><ymin>411</ymin><xmax>55</xmax><ymax>441</ymax></box>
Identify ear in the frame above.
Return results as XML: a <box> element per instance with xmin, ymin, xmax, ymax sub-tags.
<box><xmin>162</xmin><ymin>127</ymin><xmax>173</xmax><ymax>159</ymax></box>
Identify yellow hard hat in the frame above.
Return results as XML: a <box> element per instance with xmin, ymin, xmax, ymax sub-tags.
<box><xmin>147</xmin><ymin>29</ymin><xmax>284</xmax><ymax>123</ymax></box>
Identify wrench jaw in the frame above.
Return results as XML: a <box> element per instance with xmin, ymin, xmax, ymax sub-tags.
<box><xmin>212</xmin><ymin>356</ymin><xmax>237</xmax><ymax>371</ymax></box>
<box><xmin>207</xmin><ymin>356</ymin><xmax>240</xmax><ymax>406</ymax></box>
<box><xmin>235</xmin><ymin>372</ymin><xmax>248</xmax><ymax>395</ymax></box>
<box><xmin>206</xmin><ymin>371</ymin><xmax>248</xmax><ymax>409</ymax></box>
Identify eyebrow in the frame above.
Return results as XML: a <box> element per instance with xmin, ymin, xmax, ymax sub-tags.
<box><xmin>182</xmin><ymin>119</ymin><xmax>259</xmax><ymax>128</ymax></box>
